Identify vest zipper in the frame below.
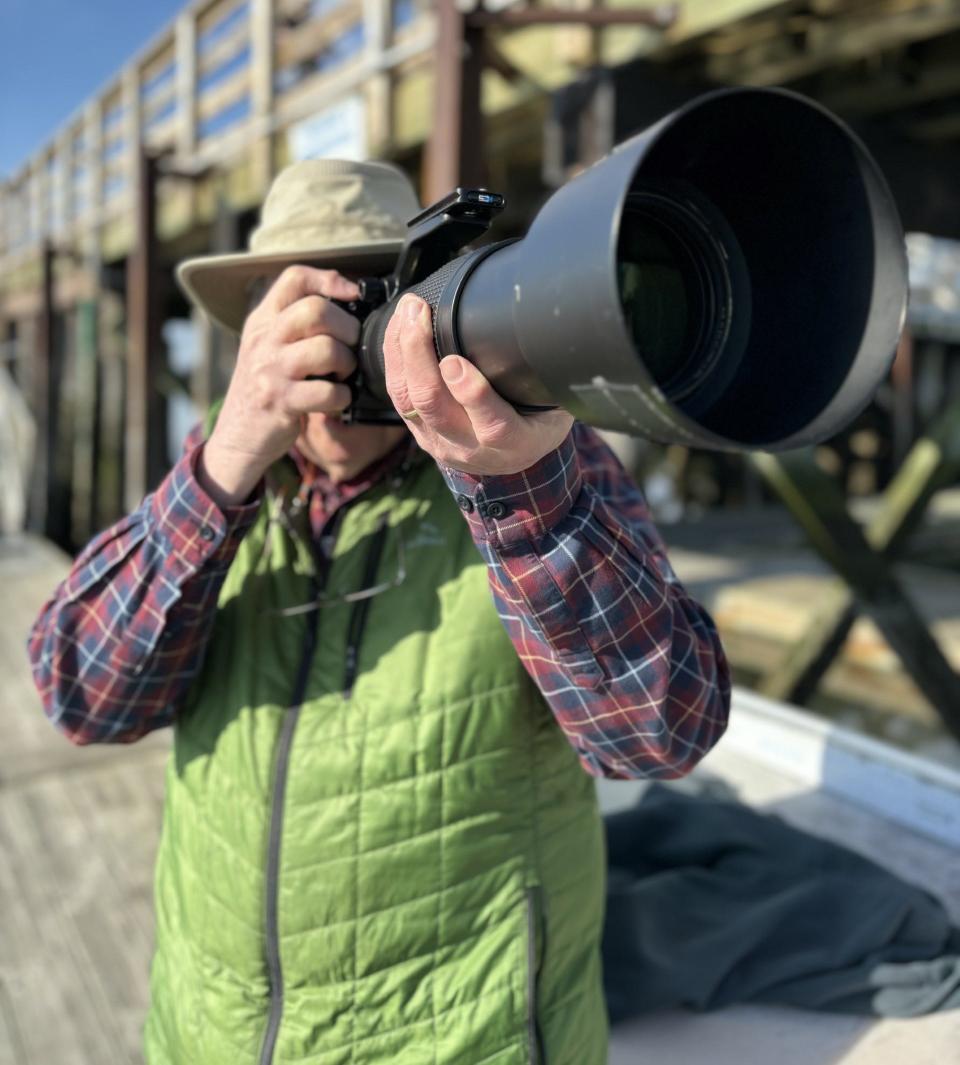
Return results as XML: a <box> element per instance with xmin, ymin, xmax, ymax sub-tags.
<box><xmin>258</xmin><ymin>508</ymin><xmax>343</xmax><ymax>1065</ymax></box>
<box><xmin>260</xmin><ymin>446</ymin><xmax>418</xmax><ymax>1065</ymax></box>
<box><xmin>526</xmin><ymin>885</ymin><xmax>548</xmax><ymax>1065</ymax></box>
<box><xmin>342</xmin><ymin>516</ymin><xmax>390</xmax><ymax>698</ymax></box>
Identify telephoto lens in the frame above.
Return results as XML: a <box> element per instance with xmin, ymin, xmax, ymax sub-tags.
<box><xmin>358</xmin><ymin>87</ymin><xmax>908</xmax><ymax>451</ymax></box>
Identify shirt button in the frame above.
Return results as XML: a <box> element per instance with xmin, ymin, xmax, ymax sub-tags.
<box><xmin>456</xmin><ymin>494</ymin><xmax>474</xmax><ymax>514</ymax></box>
<box><xmin>199</xmin><ymin>525</ymin><xmax>215</xmax><ymax>541</ymax></box>
<box><xmin>484</xmin><ymin>500</ymin><xmax>508</xmax><ymax>519</ymax></box>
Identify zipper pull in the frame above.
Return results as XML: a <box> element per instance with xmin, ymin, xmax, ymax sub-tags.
<box><xmin>343</xmin><ymin>643</ymin><xmax>359</xmax><ymax>697</ymax></box>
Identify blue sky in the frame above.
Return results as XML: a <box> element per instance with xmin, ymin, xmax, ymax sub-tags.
<box><xmin>0</xmin><ymin>0</ymin><xmax>187</xmax><ymax>178</ymax></box>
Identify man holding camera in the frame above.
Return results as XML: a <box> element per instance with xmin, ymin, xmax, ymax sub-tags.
<box><xmin>27</xmin><ymin>159</ymin><xmax>729</xmax><ymax>1065</ymax></box>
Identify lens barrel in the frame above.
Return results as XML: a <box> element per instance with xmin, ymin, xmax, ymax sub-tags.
<box><xmin>360</xmin><ymin>87</ymin><xmax>907</xmax><ymax>451</ymax></box>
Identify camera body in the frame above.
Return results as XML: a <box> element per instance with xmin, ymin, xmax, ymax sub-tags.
<box><xmin>336</xmin><ymin>188</ymin><xmax>507</xmax><ymax>426</ymax></box>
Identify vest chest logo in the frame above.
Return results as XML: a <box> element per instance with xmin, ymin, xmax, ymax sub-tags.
<box><xmin>404</xmin><ymin>519</ymin><xmax>447</xmax><ymax>551</ymax></box>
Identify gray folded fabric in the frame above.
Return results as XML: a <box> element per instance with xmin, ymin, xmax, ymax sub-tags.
<box><xmin>602</xmin><ymin>784</ymin><xmax>960</xmax><ymax>1021</ymax></box>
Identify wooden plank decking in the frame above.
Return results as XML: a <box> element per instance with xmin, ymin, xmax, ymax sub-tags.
<box><xmin>0</xmin><ymin>534</ymin><xmax>169</xmax><ymax>1065</ymax></box>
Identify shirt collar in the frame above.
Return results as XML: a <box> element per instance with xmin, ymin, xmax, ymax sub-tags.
<box><xmin>286</xmin><ymin>429</ymin><xmax>419</xmax><ymax>504</ymax></box>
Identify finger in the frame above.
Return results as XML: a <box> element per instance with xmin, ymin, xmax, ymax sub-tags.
<box><xmin>283</xmin><ymin>334</ymin><xmax>357</xmax><ymax>383</ymax></box>
<box><xmin>438</xmin><ymin>354</ymin><xmax>520</xmax><ymax>447</ymax></box>
<box><xmin>285</xmin><ymin>378</ymin><xmax>352</xmax><ymax>415</ymax></box>
<box><xmin>397</xmin><ymin>297</ymin><xmax>473</xmax><ymax>439</ymax></box>
<box><xmin>383</xmin><ymin>298</ymin><xmax>413</xmax><ymax>420</ymax></box>
<box><xmin>276</xmin><ymin>294</ymin><xmax>361</xmax><ymax>346</ymax></box>
<box><xmin>265</xmin><ymin>265</ymin><xmax>360</xmax><ymax>313</ymax></box>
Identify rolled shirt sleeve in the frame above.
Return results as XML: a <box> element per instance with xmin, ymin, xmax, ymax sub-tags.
<box><xmin>438</xmin><ymin>422</ymin><xmax>731</xmax><ymax>780</ymax></box>
<box><xmin>26</xmin><ymin>424</ymin><xmax>263</xmax><ymax>745</ymax></box>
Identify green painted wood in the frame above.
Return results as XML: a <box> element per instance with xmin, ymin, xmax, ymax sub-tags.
<box><xmin>751</xmin><ymin>407</ymin><xmax>960</xmax><ymax>738</ymax></box>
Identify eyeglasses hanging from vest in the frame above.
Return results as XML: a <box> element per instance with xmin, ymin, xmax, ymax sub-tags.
<box><xmin>256</xmin><ymin>452</ymin><xmax>415</xmax><ymax>618</ymax></box>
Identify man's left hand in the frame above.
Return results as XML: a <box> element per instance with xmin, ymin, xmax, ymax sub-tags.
<box><xmin>384</xmin><ymin>294</ymin><xmax>574</xmax><ymax>476</ymax></box>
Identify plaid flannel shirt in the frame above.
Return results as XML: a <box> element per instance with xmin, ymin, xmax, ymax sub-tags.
<box><xmin>27</xmin><ymin>421</ymin><xmax>729</xmax><ymax>779</ymax></box>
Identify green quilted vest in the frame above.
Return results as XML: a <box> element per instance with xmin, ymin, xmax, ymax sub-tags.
<box><xmin>144</xmin><ymin>419</ymin><xmax>608</xmax><ymax>1065</ymax></box>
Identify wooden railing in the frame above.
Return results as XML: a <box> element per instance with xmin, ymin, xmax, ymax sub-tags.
<box><xmin>0</xmin><ymin>0</ymin><xmax>432</xmax><ymax>272</ymax></box>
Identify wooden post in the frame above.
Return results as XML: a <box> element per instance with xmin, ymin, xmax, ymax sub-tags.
<box><xmin>55</xmin><ymin>131</ymin><xmax>72</xmax><ymax>238</ymax></box>
<box><xmin>123</xmin><ymin>64</ymin><xmax>143</xmax><ymax>207</ymax></box>
<box><xmin>175</xmin><ymin>11</ymin><xmax>198</xmax><ymax>159</ymax></box>
<box><xmin>125</xmin><ymin>149</ymin><xmax>165</xmax><ymax>510</ymax></box>
<box><xmin>0</xmin><ymin>182</ymin><xmax>6</xmax><ymax>262</ymax></box>
<box><xmin>424</xmin><ymin>0</ymin><xmax>485</xmax><ymax>203</ymax></box>
<box><xmin>95</xmin><ymin>288</ymin><xmax>127</xmax><ymax>529</ymax></box>
<box><xmin>72</xmin><ymin>285</ymin><xmax>100</xmax><ymax>547</ymax></box>
<box><xmin>122</xmin><ymin>68</ymin><xmax>150</xmax><ymax>509</ymax></box>
<box><xmin>84</xmin><ymin>99</ymin><xmax>103</xmax><ymax>233</ymax></box>
<box><xmin>250</xmin><ymin>0</ymin><xmax>275</xmax><ymax>193</ymax></box>
<box><xmin>191</xmin><ymin>186</ymin><xmax>239</xmax><ymax>414</ymax></box>
<box><xmin>422</xmin><ymin>2</ymin><xmax>678</xmax><ymax>204</ymax></box>
<box><xmin>35</xmin><ymin>158</ymin><xmax>52</xmax><ymax>247</ymax></box>
<box><xmin>364</xmin><ymin>0</ymin><xmax>393</xmax><ymax>157</ymax></box>
<box><xmin>891</xmin><ymin>327</ymin><xmax>914</xmax><ymax>469</ymax></box>
<box><xmin>26</xmin><ymin>242</ymin><xmax>56</xmax><ymax>537</ymax></box>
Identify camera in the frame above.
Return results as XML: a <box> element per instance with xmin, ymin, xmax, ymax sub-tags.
<box><xmin>339</xmin><ymin>87</ymin><xmax>908</xmax><ymax>452</ymax></box>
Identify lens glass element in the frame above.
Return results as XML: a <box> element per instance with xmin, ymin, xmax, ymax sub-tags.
<box><xmin>617</xmin><ymin>212</ymin><xmax>691</xmax><ymax>387</ymax></box>
<box><xmin>617</xmin><ymin>186</ymin><xmax>747</xmax><ymax>415</ymax></box>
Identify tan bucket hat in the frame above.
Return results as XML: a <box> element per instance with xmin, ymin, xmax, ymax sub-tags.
<box><xmin>177</xmin><ymin>158</ymin><xmax>421</xmax><ymax>334</ymax></box>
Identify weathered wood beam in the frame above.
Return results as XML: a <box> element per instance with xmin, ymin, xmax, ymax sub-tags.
<box><xmin>250</xmin><ymin>0</ymin><xmax>275</xmax><ymax>190</ymax></box>
<box><xmin>755</xmin><ymin>580</ymin><xmax>858</xmax><ymax>707</ymax></box>
<box><xmin>752</xmin><ymin>420</ymin><xmax>960</xmax><ymax>739</ymax></box>
<box><xmin>909</xmin><ymin>110</ymin><xmax>960</xmax><ymax>140</ymax></box>
<box><xmin>870</xmin><ymin>406</ymin><xmax>960</xmax><ymax>551</ymax></box>
<box><xmin>55</xmin><ymin>131</ymin><xmax>72</xmax><ymax>238</ymax></box>
<box><xmin>424</xmin><ymin>1</ymin><xmax>485</xmax><ymax>203</ymax></box>
<box><xmin>71</xmin><ymin>292</ymin><xmax>99</xmax><ymax>547</ymax></box>
<box><xmin>197</xmin><ymin>22</ymin><xmax>250</xmax><ymax>78</ymax></box>
<box><xmin>175</xmin><ymin>11</ymin><xmax>199</xmax><ymax>159</ymax></box>
<box><xmin>94</xmin><ymin>289</ymin><xmax>126</xmax><ymax>529</ymax></box>
<box><xmin>483</xmin><ymin>39</ymin><xmax>529</xmax><ymax>85</ymax></box>
<box><xmin>124</xmin><ymin>150</ymin><xmax>165</xmax><ymax>510</ymax></box>
<box><xmin>123</xmin><ymin>65</ymin><xmax>143</xmax><ymax>204</ymax></box>
<box><xmin>466</xmin><ymin>6</ymin><xmax>678</xmax><ymax>29</ymax></box>
<box><xmin>191</xmin><ymin>185</ymin><xmax>239</xmax><ymax>414</ymax></box>
<box><xmin>26</xmin><ymin>243</ymin><xmax>56</xmax><ymax>538</ymax></box>
<box><xmin>274</xmin><ymin>1</ymin><xmax>362</xmax><ymax>69</ymax></box>
<box><xmin>704</xmin><ymin>0</ymin><xmax>960</xmax><ymax>87</ymax></box>
<box><xmin>196</xmin><ymin>69</ymin><xmax>252</xmax><ymax>125</ymax></box>
<box><xmin>197</xmin><ymin>0</ymin><xmax>248</xmax><ymax>36</ymax></box>
<box><xmin>670</xmin><ymin>0</ymin><xmax>792</xmax><ymax>43</ymax></box>
<box><xmin>363</xmin><ymin>0</ymin><xmax>392</xmax><ymax>155</ymax></box>
<box><xmin>819</xmin><ymin>55</ymin><xmax>960</xmax><ymax>119</ymax></box>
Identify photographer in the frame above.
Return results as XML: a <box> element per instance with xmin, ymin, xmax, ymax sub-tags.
<box><xmin>26</xmin><ymin>159</ymin><xmax>729</xmax><ymax>1065</ymax></box>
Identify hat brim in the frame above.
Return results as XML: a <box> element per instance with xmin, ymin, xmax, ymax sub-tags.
<box><xmin>176</xmin><ymin>239</ymin><xmax>406</xmax><ymax>335</ymax></box>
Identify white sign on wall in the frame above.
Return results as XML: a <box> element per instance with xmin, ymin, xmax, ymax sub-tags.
<box><xmin>287</xmin><ymin>95</ymin><xmax>367</xmax><ymax>162</ymax></box>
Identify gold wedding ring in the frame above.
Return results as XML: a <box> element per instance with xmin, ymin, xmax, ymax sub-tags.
<box><xmin>399</xmin><ymin>409</ymin><xmax>421</xmax><ymax>421</ymax></box>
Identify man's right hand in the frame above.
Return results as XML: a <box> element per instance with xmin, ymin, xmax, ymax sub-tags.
<box><xmin>197</xmin><ymin>266</ymin><xmax>361</xmax><ymax>507</ymax></box>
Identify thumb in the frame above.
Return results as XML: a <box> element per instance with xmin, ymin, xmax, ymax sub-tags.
<box><xmin>439</xmin><ymin>355</ymin><xmax>518</xmax><ymax>445</ymax></box>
